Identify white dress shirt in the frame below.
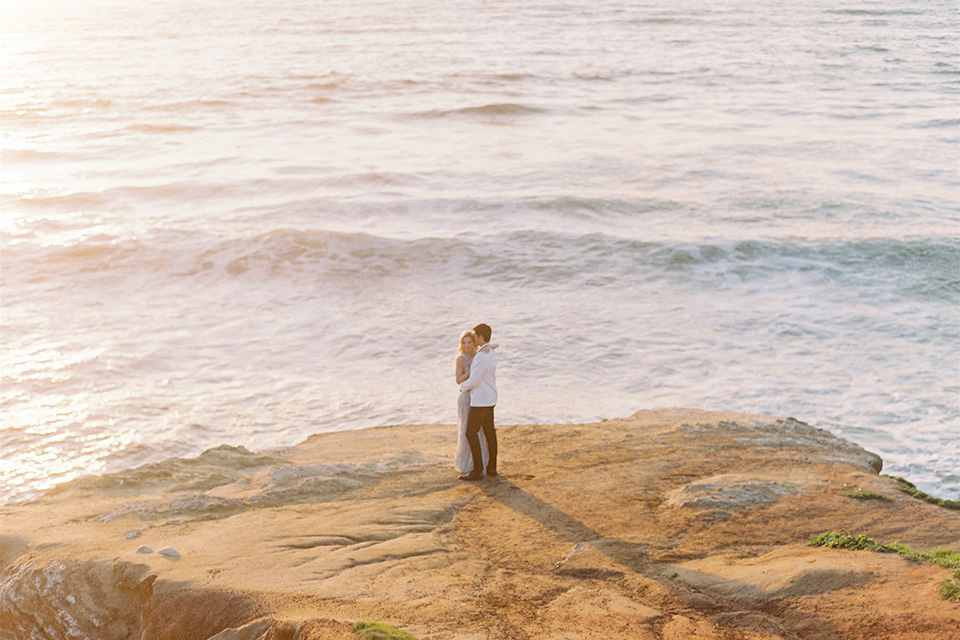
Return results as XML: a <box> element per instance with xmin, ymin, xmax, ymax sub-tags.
<box><xmin>460</xmin><ymin>343</ymin><xmax>498</xmax><ymax>407</ymax></box>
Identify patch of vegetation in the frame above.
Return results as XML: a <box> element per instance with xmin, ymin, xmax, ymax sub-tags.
<box><xmin>885</xmin><ymin>543</ymin><xmax>960</xmax><ymax>572</ymax></box>
<box><xmin>939</xmin><ymin>570</ymin><xmax>960</xmax><ymax>602</ymax></box>
<box><xmin>351</xmin><ymin>621</ymin><xmax>419</xmax><ymax>640</ymax></box>
<box><xmin>881</xmin><ymin>475</ymin><xmax>960</xmax><ymax>510</ymax></box>
<box><xmin>809</xmin><ymin>532</ymin><xmax>893</xmax><ymax>552</ymax></box>
<box><xmin>810</xmin><ymin>532</ymin><xmax>960</xmax><ymax>601</ymax></box>
<box><xmin>841</xmin><ymin>489</ymin><xmax>890</xmax><ymax>501</ymax></box>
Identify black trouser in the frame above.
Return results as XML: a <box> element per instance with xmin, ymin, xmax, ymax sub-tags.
<box><xmin>465</xmin><ymin>405</ymin><xmax>497</xmax><ymax>474</ymax></box>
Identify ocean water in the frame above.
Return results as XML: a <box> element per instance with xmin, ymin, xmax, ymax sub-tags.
<box><xmin>1</xmin><ymin>0</ymin><xmax>958</xmax><ymax>503</ymax></box>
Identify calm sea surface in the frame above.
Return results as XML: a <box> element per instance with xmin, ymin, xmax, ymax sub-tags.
<box><xmin>2</xmin><ymin>0</ymin><xmax>958</xmax><ymax>502</ymax></box>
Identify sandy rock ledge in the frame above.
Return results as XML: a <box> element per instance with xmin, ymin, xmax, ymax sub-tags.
<box><xmin>0</xmin><ymin>408</ymin><xmax>957</xmax><ymax>640</ymax></box>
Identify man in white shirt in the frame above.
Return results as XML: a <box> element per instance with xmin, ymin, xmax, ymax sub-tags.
<box><xmin>458</xmin><ymin>323</ymin><xmax>498</xmax><ymax>481</ymax></box>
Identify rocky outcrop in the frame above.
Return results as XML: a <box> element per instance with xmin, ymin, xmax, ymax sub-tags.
<box><xmin>1</xmin><ymin>409</ymin><xmax>957</xmax><ymax>640</ymax></box>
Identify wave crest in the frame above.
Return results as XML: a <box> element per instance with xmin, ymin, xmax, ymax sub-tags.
<box><xmin>411</xmin><ymin>103</ymin><xmax>546</xmax><ymax>118</ymax></box>
<box><xmin>5</xmin><ymin>227</ymin><xmax>957</xmax><ymax>304</ymax></box>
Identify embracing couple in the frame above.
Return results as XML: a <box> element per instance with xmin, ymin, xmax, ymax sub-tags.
<box><xmin>454</xmin><ymin>323</ymin><xmax>498</xmax><ymax>481</ymax></box>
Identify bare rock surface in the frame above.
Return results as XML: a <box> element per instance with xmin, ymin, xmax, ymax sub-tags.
<box><xmin>0</xmin><ymin>408</ymin><xmax>957</xmax><ymax>640</ymax></box>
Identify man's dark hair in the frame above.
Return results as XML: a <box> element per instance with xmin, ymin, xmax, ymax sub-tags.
<box><xmin>473</xmin><ymin>323</ymin><xmax>492</xmax><ymax>343</ymax></box>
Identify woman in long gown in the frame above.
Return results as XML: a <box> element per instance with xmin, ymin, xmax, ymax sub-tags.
<box><xmin>454</xmin><ymin>330</ymin><xmax>490</xmax><ymax>473</ymax></box>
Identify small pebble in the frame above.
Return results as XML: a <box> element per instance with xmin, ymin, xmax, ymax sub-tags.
<box><xmin>157</xmin><ymin>547</ymin><xmax>181</xmax><ymax>560</ymax></box>
<box><xmin>123</xmin><ymin>530</ymin><xmax>141</xmax><ymax>540</ymax></box>
<box><xmin>136</xmin><ymin>546</ymin><xmax>153</xmax><ymax>554</ymax></box>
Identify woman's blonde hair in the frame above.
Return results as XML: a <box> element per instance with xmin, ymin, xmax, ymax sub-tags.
<box><xmin>458</xmin><ymin>330</ymin><xmax>476</xmax><ymax>355</ymax></box>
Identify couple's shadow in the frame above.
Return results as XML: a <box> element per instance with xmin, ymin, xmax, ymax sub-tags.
<box><xmin>472</xmin><ymin>476</ymin><xmax>836</xmax><ymax>636</ymax></box>
<box><xmin>475</xmin><ymin>476</ymin><xmax>651</xmax><ymax>577</ymax></box>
